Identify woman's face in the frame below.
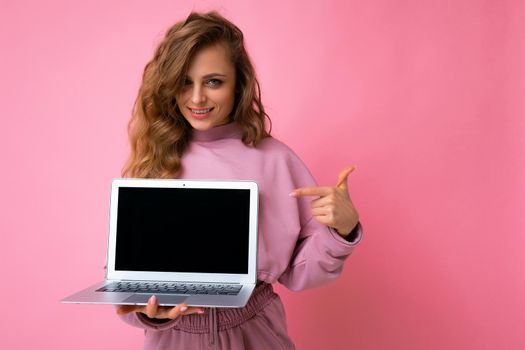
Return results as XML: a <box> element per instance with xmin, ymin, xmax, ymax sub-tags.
<box><xmin>176</xmin><ymin>43</ymin><xmax>236</xmax><ymax>131</ymax></box>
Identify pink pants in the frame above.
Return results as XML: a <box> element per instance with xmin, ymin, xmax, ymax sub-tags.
<box><xmin>141</xmin><ymin>283</ymin><xmax>296</xmax><ymax>350</ymax></box>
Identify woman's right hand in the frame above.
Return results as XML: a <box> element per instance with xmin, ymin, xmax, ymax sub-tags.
<box><xmin>116</xmin><ymin>295</ymin><xmax>205</xmax><ymax>320</ymax></box>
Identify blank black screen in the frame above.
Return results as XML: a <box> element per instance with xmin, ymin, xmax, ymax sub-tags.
<box><xmin>115</xmin><ymin>187</ymin><xmax>250</xmax><ymax>274</ymax></box>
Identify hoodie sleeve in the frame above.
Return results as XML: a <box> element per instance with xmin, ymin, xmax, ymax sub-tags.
<box><xmin>277</xmin><ymin>150</ymin><xmax>363</xmax><ymax>291</ymax></box>
<box><xmin>278</xmin><ymin>219</ymin><xmax>362</xmax><ymax>291</ymax></box>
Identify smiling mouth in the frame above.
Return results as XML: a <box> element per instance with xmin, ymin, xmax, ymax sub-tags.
<box><xmin>188</xmin><ymin>107</ymin><xmax>214</xmax><ymax>114</ymax></box>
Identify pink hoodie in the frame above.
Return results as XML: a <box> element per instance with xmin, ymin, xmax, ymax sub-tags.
<box><xmin>119</xmin><ymin>122</ymin><xmax>362</xmax><ymax>349</ymax></box>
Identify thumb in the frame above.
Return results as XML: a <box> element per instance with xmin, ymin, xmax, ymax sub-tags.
<box><xmin>336</xmin><ymin>165</ymin><xmax>356</xmax><ymax>189</ymax></box>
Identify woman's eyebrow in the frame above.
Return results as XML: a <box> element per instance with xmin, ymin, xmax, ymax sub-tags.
<box><xmin>202</xmin><ymin>73</ymin><xmax>227</xmax><ymax>79</ymax></box>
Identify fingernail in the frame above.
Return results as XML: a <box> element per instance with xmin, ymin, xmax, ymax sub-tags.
<box><xmin>289</xmin><ymin>191</ymin><xmax>297</xmax><ymax>197</ymax></box>
<box><xmin>180</xmin><ymin>306</ymin><xmax>188</xmax><ymax>312</ymax></box>
<box><xmin>198</xmin><ymin>310</ymin><xmax>205</xmax><ymax>314</ymax></box>
<box><xmin>148</xmin><ymin>295</ymin><xmax>156</xmax><ymax>304</ymax></box>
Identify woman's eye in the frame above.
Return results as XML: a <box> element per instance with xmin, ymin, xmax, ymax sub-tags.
<box><xmin>206</xmin><ymin>79</ymin><xmax>223</xmax><ymax>87</ymax></box>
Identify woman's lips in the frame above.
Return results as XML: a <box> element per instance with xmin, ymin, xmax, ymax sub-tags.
<box><xmin>188</xmin><ymin>107</ymin><xmax>214</xmax><ymax>120</ymax></box>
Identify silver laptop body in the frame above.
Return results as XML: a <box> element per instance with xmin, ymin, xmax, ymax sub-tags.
<box><xmin>62</xmin><ymin>178</ymin><xmax>259</xmax><ymax>308</ymax></box>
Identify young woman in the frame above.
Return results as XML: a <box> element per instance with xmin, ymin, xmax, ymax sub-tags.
<box><xmin>117</xmin><ymin>11</ymin><xmax>362</xmax><ymax>350</ymax></box>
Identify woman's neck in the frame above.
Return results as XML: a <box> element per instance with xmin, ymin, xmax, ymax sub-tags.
<box><xmin>191</xmin><ymin>122</ymin><xmax>242</xmax><ymax>142</ymax></box>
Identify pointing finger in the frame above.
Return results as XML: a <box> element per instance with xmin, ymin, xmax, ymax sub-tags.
<box><xmin>290</xmin><ymin>187</ymin><xmax>333</xmax><ymax>198</ymax></box>
<box><xmin>336</xmin><ymin>165</ymin><xmax>356</xmax><ymax>189</ymax></box>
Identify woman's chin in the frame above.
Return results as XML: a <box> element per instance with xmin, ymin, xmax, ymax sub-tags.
<box><xmin>188</xmin><ymin>118</ymin><xmax>230</xmax><ymax>131</ymax></box>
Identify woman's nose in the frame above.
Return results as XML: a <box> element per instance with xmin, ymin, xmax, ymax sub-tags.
<box><xmin>191</xmin><ymin>86</ymin><xmax>206</xmax><ymax>104</ymax></box>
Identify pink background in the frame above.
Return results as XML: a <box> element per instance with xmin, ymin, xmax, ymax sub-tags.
<box><xmin>1</xmin><ymin>0</ymin><xmax>524</xmax><ymax>349</ymax></box>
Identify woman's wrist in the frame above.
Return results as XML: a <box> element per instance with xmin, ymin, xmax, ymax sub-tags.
<box><xmin>137</xmin><ymin>312</ymin><xmax>172</xmax><ymax>323</ymax></box>
<box><xmin>335</xmin><ymin>222</ymin><xmax>360</xmax><ymax>242</ymax></box>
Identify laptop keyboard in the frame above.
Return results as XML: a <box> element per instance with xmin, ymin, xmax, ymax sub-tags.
<box><xmin>96</xmin><ymin>282</ymin><xmax>242</xmax><ymax>296</ymax></box>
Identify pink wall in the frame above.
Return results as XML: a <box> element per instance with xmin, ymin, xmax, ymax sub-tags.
<box><xmin>1</xmin><ymin>0</ymin><xmax>524</xmax><ymax>349</ymax></box>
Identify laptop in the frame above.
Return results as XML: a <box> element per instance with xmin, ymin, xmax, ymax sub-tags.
<box><xmin>61</xmin><ymin>178</ymin><xmax>259</xmax><ymax>308</ymax></box>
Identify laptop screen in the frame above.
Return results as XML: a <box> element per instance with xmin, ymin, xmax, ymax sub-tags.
<box><xmin>115</xmin><ymin>187</ymin><xmax>250</xmax><ymax>274</ymax></box>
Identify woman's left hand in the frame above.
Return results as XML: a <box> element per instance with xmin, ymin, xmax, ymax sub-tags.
<box><xmin>290</xmin><ymin>165</ymin><xmax>359</xmax><ymax>237</ymax></box>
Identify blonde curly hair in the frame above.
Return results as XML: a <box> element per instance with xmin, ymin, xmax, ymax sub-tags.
<box><xmin>122</xmin><ymin>11</ymin><xmax>271</xmax><ymax>178</ymax></box>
